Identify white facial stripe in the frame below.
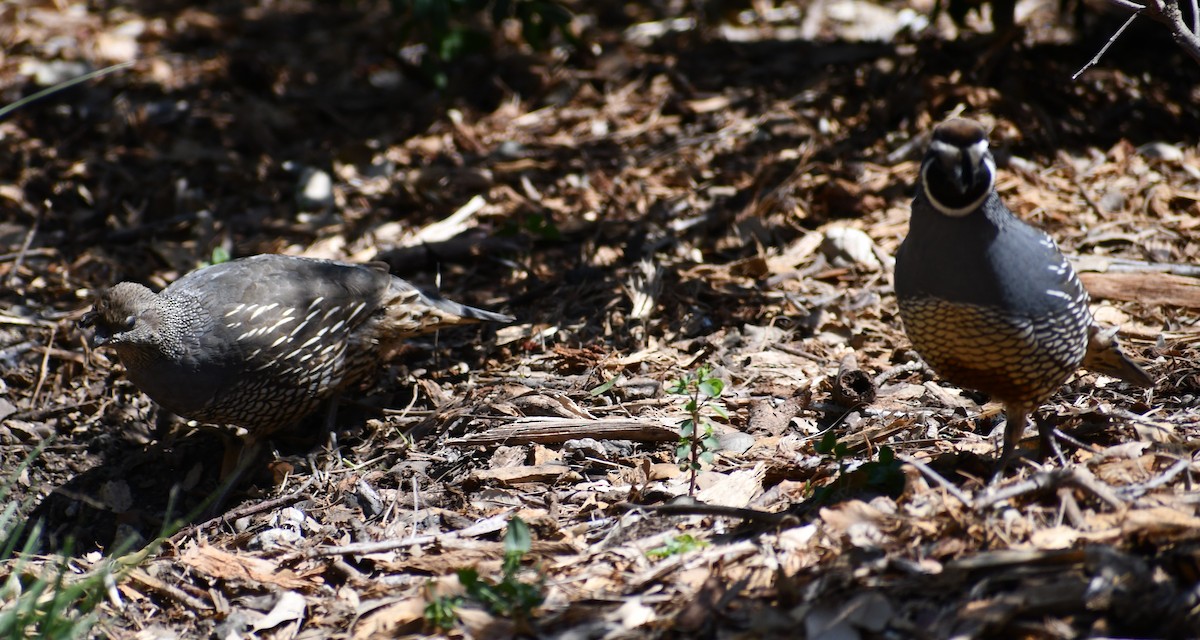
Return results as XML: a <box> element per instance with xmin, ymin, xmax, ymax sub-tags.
<box><xmin>921</xmin><ymin>148</ymin><xmax>995</xmax><ymax>218</ymax></box>
<box><xmin>928</xmin><ymin>139</ymin><xmax>961</xmax><ymax>159</ymax></box>
<box><xmin>965</xmin><ymin>139</ymin><xmax>989</xmax><ymax>167</ymax></box>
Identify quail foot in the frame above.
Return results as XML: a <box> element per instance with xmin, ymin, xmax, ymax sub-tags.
<box><xmin>894</xmin><ymin>118</ymin><xmax>1152</xmax><ymax>473</ymax></box>
<box><xmin>82</xmin><ymin>254</ymin><xmax>513</xmax><ymax>480</ymax></box>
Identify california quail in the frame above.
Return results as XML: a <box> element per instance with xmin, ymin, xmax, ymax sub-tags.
<box><xmin>81</xmin><ymin>254</ymin><xmax>512</xmax><ymax>455</ymax></box>
<box><xmin>895</xmin><ymin>118</ymin><xmax>1152</xmax><ymax>470</ymax></box>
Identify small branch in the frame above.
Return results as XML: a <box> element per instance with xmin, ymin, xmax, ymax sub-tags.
<box><xmin>1073</xmin><ymin>10</ymin><xmax>1142</xmax><ymax>80</ymax></box>
<box><xmin>1159</xmin><ymin>0</ymin><xmax>1200</xmax><ymax>64</ymax></box>
<box><xmin>897</xmin><ymin>454</ymin><xmax>973</xmax><ymax>507</ymax></box>
<box><xmin>873</xmin><ymin>360</ymin><xmax>926</xmax><ymax>387</ymax></box>
<box><xmin>615</xmin><ymin>498</ymin><xmax>798</xmax><ymax>526</ymax></box>
<box><xmin>973</xmin><ymin>467</ymin><xmax>1126</xmax><ymax>511</ymax></box>
<box><xmin>1100</xmin><ymin>0</ymin><xmax>1200</xmax><ymax>67</ymax></box>
<box><xmin>1116</xmin><ymin>456</ymin><xmax>1194</xmax><ymax>498</ymax></box>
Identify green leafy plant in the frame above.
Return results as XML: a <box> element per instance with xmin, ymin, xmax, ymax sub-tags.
<box><xmin>391</xmin><ymin>0</ymin><xmax>575</xmax><ymax>88</ymax></box>
<box><xmin>668</xmin><ymin>365</ymin><xmax>726</xmax><ymax>496</ymax></box>
<box><xmin>0</xmin><ymin>446</ymin><xmax>126</xmax><ymax>639</ymax></box>
<box><xmin>646</xmin><ymin>534</ymin><xmax>708</xmax><ymax>559</ymax></box>
<box><xmin>454</xmin><ymin>516</ymin><xmax>544</xmax><ymax>626</ymax></box>
<box><xmin>423</xmin><ymin>590</ymin><xmax>463</xmax><ymax>632</ymax></box>
<box><xmin>811</xmin><ymin>432</ymin><xmax>905</xmax><ymax>503</ymax></box>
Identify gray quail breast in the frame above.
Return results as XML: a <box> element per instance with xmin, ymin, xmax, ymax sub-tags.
<box><xmin>81</xmin><ymin>254</ymin><xmax>512</xmax><ymax>447</ymax></box>
<box><xmin>894</xmin><ymin>118</ymin><xmax>1152</xmax><ymax>470</ymax></box>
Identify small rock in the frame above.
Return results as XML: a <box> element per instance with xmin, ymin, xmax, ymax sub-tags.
<box><xmin>1137</xmin><ymin>142</ymin><xmax>1184</xmax><ymax>162</ymax></box>
<box><xmin>821</xmin><ymin>226</ymin><xmax>882</xmax><ymax>270</ymax></box>
<box><xmin>295</xmin><ymin>167</ymin><xmax>334</xmax><ymax>211</ymax></box>
<box><xmin>19</xmin><ymin>59</ymin><xmax>91</xmax><ymax>87</ymax></box>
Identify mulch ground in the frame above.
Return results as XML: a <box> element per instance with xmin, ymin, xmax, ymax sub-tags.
<box><xmin>2</xmin><ymin>0</ymin><xmax>1200</xmax><ymax>637</ymax></box>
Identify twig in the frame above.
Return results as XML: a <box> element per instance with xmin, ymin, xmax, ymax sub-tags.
<box><xmin>973</xmin><ymin>467</ymin><xmax>1125</xmax><ymax>511</ymax></box>
<box><xmin>1073</xmin><ymin>10</ymin><xmax>1142</xmax><ymax>80</ymax></box>
<box><xmin>0</xmin><ymin>61</ymin><xmax>134</xmax><ymax>120</ymax></box>
<box><xmin>1051</xmin><ymin>428</ymin><xmax>1103</xmax><ymax>457</ymax></box>
<box><xmin>170</xmin><ymin>477</ymin><xmax>314</xmax><ymax>543</ymax></box>
<box><xmin>873</xmin><ymin>360</ymin><xmax>926</xmax><ymax>387</ymax></box>
<box><xmin>1057</xmin><ymin>487</ymin><xmax>1088</xmax><ymax>529</ymax></box>
<box><xmin>0</xmin><ymin>314</ymin><xmax>55</xmax><ymax>328</ymax></box>
<box><xmin>615</xmin><ymin>498</ymin><xmax>798</xmax><ymax>526</ymax></box>
<box><xmin>30</xmin><ymin>326</ymin><xmax>56</xmax><ymax>409</ymax></box>
<box><xmin>1100</xmin><ymin>0</ymin><xmax>1200</xmax><ymax>66</ymax></box>
<box><xmin>897</xmin><ymin>454</ymin><xmax>973</xmax><ymax>507</ymax></box>
<box><xmin>1159</xmin><ymin>0</ymin><xmax>1200</xmax><ymax>64</ymax></box>
<box><xmin>278</xmin><ymin>510</ymin><xmax>514</xmax><ymax>563</ymax></box>
<box><xmin>1067</xmin><ymin>465</ymin><xmax>1126</xmax><ymax>510</ymax></box>
<box><xmin>126</xmin><ymin>568</ymin><xmax>212</xmax><ymax>612</ymax></box>
<box><xmin>0</xmin><ymin>247</ymin><xmax>57</xmax><ymax>262</ymax></box>
<box><xmin>6</xmin><ymin>212</ymin><xmax>39</xmax><ymax>290</ymax></box>
<box><xmin>1115</xmin><ymin>456</ymin><xmax>1194</xmax><ymax>498</ymax></box>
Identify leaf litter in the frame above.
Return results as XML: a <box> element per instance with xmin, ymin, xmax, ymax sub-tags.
<box><xmin>1</xmin><ymin>0</ymin><xmax>1199</xmax><ymax>637</ymax></box>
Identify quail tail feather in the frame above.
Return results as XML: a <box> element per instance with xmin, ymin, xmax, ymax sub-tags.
<box><xmin>1082</xmin><ymin>325</ymin><xmax>1153</xmax><ymax>388</ymax></box>
<box><xmin>382</xmin><ymin>277</ymin><xmax>513</xmax><ymax>338</ymax></box>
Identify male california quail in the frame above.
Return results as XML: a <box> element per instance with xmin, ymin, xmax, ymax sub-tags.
<box><xmin>81</xmin><ymin>254</ymin><xmax>512</xmax><ymax>461</ymax></box>
<box><xmin>895</xmin><ymin>118</ymin><xmax>1152</xmax><ymax>471</ymax></box>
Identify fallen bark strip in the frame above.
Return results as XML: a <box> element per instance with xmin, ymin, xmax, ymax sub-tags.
<box><xmin>467</xmin><ymin>463</ymin><xmax>579</xmax><ymax>487</ymax></box>
<box><xmin>445</xmin><ymin>417</ymin><xmax>680</xmax><ymax>446</ymax></box>
<box><xmin>1078</xmin><ymin>272</ymin><xmax>1200</xmax><ymax>308</ymax></box>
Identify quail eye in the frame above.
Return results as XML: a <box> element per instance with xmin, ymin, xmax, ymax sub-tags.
<box><xmin>121</xmin><ymin>315</ymin><xmax>137</xmax><ymax>331</ymax></box>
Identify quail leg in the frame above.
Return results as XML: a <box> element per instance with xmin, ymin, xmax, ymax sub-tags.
<box><xmin>994</xmin><ymin>404</ymin><xmax>1030</xmax><ymax>478</ymax></box>
<box><xmin>1037</xmin><ymin>419</ymin><xmax>1068</xmax><ymax>467</ymax></box>
<box><xmin>207</xmin><ymin>434</ymin><xmax>263</xmax><ymax>517</ymax></box>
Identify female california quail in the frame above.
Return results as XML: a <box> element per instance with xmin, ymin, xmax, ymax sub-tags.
<box><xmin>81</xmin><ymin>254</ymin><xmax>512</xmax><ymax>458</ymax></box>
<box><xmin>894</xmin><ymin>118</ymin><xmax>1152</xmax><ymax>471</ymax></box>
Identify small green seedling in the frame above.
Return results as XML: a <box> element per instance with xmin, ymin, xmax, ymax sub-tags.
<box><xmin>668</xmin><ymin>365</ymin><xmax>726</xmax><ymax>496</ymax></box>
<box><xmin>423</xmin><ymin>590</ymin><xmax>463</xmax><ymax>632</ymax></box>
<box><xmin>811</xmin><ymin>432</ymin><xmax>905</xmax><ymax>503</ymax></box>
<box><xmin>646</xmin><ymin>534</ymin><xmax>709</xmax><ymax>559</ymax></box>
<box><xmin>454</xmin><ymin>516</ymin><xmax>544</xmax><ymax>626</ymax></box>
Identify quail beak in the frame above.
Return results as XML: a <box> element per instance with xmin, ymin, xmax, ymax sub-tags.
<box><xmin>937</xmin><ymin>150</ymin><xmax>976</xmax><ymax>196</ymax></box>
<box><xmin>958</xmin><ymin>153</ymin><xmax>976</xmax><ymax>192</ymax></box>
<box><xmin>79</xmin><ymin>311</ymin><xmax>112</xmax><ymax>347</ymax></box>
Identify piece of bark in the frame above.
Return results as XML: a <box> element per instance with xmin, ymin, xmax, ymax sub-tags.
<box><xmin>831</xmin><ymin>353</ymin><xmax>876</xmax><ymax>408</ymax></box>
<box><xmin>1079</xmin><ymin>272</ymin><xmax>1200</xmax><ymax>308</ymax></box>
<box><xmin>468</xmin><ymin>464</ymin><xmax>576</xmax><ymax>487</ymax></box>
